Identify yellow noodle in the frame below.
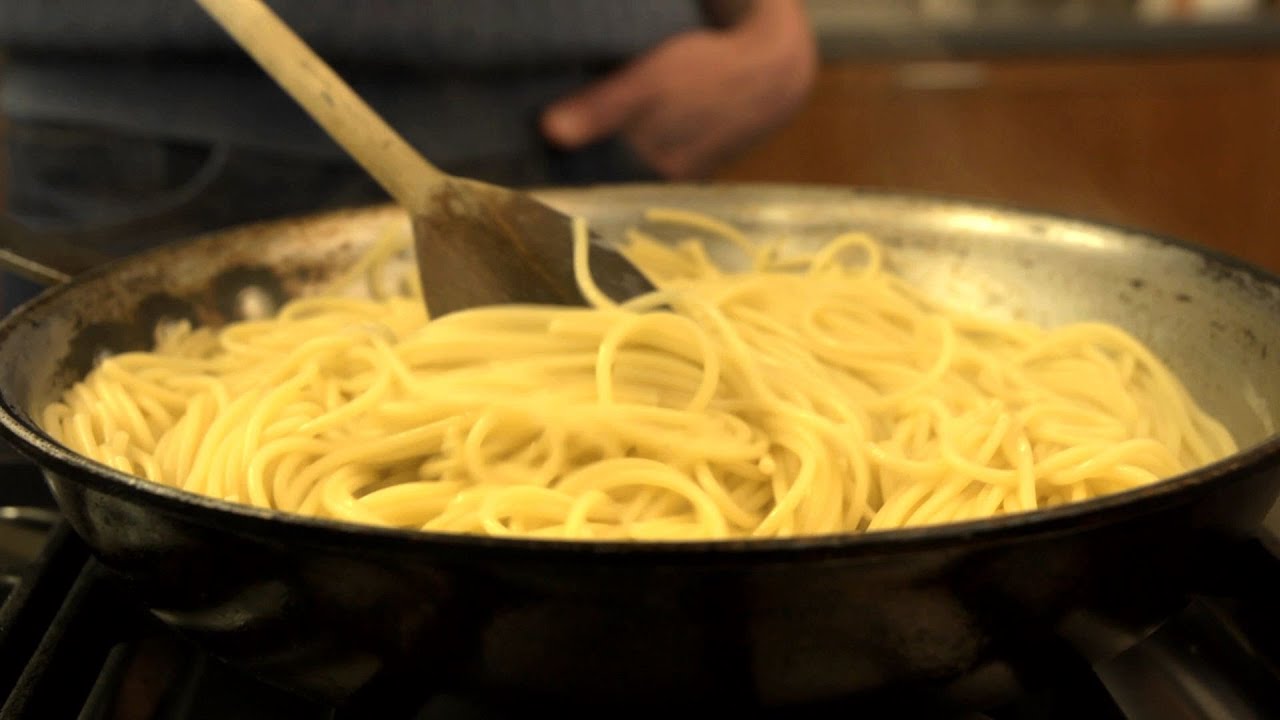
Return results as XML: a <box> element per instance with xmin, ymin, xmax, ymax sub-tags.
<box><xmin>37</xmin><ymin>208</ymin><xmax>1239</xmax><ymax>539</ymax></box>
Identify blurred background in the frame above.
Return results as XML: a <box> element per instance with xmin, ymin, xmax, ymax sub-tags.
<box><xmin>1</xmin><ymin>6</ymin><xmax>1280</xmax><ymax>717</ymax></box>
<box><xmin>1</xmin><ymin>0</ymin><xmax>1279</xmax><ymax>272</ymax></box>
<box><xmin>719</xmin><ymin>0</ymin><xmax>1280</xmax><ymax>270</ymax></box>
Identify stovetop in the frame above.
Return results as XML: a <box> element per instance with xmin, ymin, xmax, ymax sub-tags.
<box><xmin>1</xmin><ymin>462</ymin><xmax>1278</xmax><ymax>720</ymax></box>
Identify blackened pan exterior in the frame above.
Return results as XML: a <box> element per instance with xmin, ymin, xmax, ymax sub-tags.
<box><xmin>3</xmin><ymin>185</ymin><xmax>1279</xmax><ymax>712</ymax></box>
<box><xmin>36</xmin><ymin>452</ymin><xmax>1280</xmax><ymax>712</ymax></box>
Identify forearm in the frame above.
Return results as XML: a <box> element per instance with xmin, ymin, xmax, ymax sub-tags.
<box><xmin>542</xmin><ymin>0</ymin><xmax>818</xmax><ymax>178</ymax></box>
<box><xmin>702</xmin><ymin>0</ymin><xmax>812</xmax><ymax>39</ymax></box>
<box><xmin>702</xmin><ymin>0</ymin><xmax>817</xmax><ymax>83</ymax></box>
<box><xmin>699</xmin><ymin>0</ymin><xmax>753</xmax><ymax>27</ymax></box>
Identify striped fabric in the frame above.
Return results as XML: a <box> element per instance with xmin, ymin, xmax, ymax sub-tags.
<box><xmin>0</xmin><ymin>1</ymin><xmax>705</xmax><ymax>68</ymax></box>
<box><xmin>0</xmin><ymin>1</ymin><xmax>706</xmax><ymax>162</ymax></box>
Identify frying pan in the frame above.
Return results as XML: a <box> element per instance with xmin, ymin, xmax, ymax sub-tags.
<box><xmin>1</xmin><ymin>184</ymin><xmax>1279</xmax><ymax>716</ymax></box>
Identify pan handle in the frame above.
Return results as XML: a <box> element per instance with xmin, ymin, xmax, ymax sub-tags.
<box><xmin>0</xmin><ymin>215</ymin><xmax>116</xmax><ymax>286</ymax></box>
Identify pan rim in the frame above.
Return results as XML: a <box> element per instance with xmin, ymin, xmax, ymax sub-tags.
<box><xmin>2</xmin><ymin>181</ymin><xmax>1279</xmax><ymax>558</ymax></box>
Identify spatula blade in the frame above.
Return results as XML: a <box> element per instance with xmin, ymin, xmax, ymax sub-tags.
<box><xmin>412</xmin><ymin>181</ymin><xmax>656</xmax><ymax>318</ymax></box>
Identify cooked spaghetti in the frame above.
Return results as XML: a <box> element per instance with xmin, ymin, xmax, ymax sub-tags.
<box><xmin>37</xmin><ymin>208</ymin><xmax>1237</xmax><ymax>540</ymax></box>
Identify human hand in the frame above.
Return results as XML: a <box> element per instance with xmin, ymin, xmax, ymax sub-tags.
<box><xmin>539</xmin><ymin>0</ymin><xmax>818</xmax><ymax>180</ymax></box>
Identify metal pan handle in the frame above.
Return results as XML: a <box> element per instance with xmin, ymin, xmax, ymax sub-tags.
<box><xmin>0</xmin><ymin>215</ymin><xmax>118</xmax><ymax>286</ymax></box>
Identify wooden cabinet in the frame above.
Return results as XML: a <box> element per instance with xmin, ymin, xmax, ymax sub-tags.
<box><xmin>718</xmin><ymin>53</ymin><xmax>1280</xmax><ymax>271</ymax></box>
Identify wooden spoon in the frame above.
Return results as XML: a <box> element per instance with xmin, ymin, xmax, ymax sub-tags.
<box><xmin>194</xmin><ymin>0</ymin><xmax>655</xmax><ymax>317</ymax></box>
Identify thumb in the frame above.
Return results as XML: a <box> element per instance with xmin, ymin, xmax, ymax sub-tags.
<box><xmin>541</xmin><ymin>65</ymin><xmax>653</xmax><ymax>149</ymax></box>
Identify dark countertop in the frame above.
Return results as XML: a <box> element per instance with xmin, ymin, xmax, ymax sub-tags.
<box><xmin>812</xmin><ymin>15</ymin><xmax>1280</xmax><ymax>61</ymax></box>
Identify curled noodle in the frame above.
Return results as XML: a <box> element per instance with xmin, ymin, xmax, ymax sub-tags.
<box><xmin>39</xmin><ymin>208</ymin><xmax>1238</xmax><ymax>540</ymax></box>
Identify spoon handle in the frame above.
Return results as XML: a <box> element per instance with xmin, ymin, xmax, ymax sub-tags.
<box><xmin>195</xmin><ymin>0</ymin><xmax>448</xmax><ymax>209</ymax></box>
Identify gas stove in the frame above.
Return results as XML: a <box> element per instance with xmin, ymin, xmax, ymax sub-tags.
<box><xmin>1</xmin><ymin>461</ymin><xmax>1278</xmax><ymax>720</ymax></box>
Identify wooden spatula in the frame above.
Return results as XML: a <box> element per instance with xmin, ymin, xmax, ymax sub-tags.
<box><xmin>194</xmin><ymin>0</ymin><xmax>655</xmax><ymax>317</ymax></box>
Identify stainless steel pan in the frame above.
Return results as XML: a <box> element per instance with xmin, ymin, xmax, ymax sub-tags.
<box><xmin>1</xmin><ymin>184</ymin><xmax>1278</xmax><ymax>715</ymax></box>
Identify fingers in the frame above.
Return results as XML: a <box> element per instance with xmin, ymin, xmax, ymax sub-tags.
<box><xmin>540</xmin><ymin>62</ymin><xmax>655</xmax><ymax>150</ymax></box>
<box><xmin>539</xmin><ymin>20</ymin><xmax>815</xmax><ymax>181</ymax></box>
<box><xmin>622</xmin><ymin>108</ymin><xmax>721</xmax><ymax>180</ymax></box>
